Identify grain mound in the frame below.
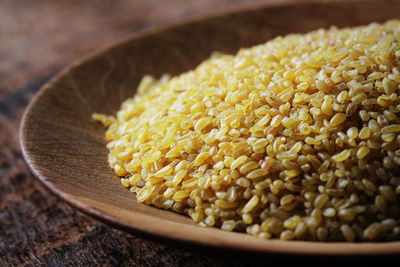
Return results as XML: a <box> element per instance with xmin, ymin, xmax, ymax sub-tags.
<box><xmin>94</xmin><ymin>21</ymin><xmax>400</xmax><ymax>241</ymax></box>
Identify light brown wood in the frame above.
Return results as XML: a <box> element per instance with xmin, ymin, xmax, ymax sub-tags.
<box><xmin>20</xmin><ymin>0</ymin><xmax>400</xmax><ymax>255</ymax></box>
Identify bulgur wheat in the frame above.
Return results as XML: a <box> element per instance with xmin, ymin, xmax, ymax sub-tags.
<box><xmin>94</xmin><ymin>21</ymin><xmax>400</xmax><ymax>241</ymax></box>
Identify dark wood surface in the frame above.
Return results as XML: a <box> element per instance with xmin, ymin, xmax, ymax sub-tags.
<box><xmin>0</xmin><ymin>1</ymin><xmax>270</xmax><ymax>266</ymax></box>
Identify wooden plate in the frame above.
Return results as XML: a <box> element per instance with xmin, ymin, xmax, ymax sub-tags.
<box><xmin>20</xmin><ymin>0</ymin><xmax>400</xmax><ymax>255</ymax></box>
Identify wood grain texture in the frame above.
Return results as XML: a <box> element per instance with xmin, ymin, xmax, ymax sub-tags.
<box><xmin>19</xmin><ymin>0</ymin><xmax>400</xmax><ymax>261</ymax></box>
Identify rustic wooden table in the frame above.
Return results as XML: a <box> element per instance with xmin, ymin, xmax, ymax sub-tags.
<box><xmin>0</xmin><ymin>0</ymin><xmax>272</xmax><ymax>266</ymax></box>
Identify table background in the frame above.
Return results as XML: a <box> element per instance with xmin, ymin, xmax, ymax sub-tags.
<box><xmin>0</xmin><ymin>0</ymin><xmax>279</xmax><ymax>266</ymax></box>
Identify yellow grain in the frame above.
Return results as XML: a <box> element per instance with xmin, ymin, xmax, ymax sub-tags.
<box><xmin>95</xmin><ymin>20</ymin><xmax>400</xmax><ymax>242</ymax></box>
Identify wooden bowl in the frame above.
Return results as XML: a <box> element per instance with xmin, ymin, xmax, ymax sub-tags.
<box><xmin>20</xmin><ymin>0</ymin><xmax>400</xmax><ymax>256</ymax></box>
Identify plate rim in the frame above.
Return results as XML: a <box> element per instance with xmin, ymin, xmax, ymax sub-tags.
<box><xmin>20</xmin><ymin>0</ymin><xmax>400</xmax><ymax>256</ymax></box>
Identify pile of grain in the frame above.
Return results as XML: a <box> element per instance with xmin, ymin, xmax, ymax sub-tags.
<box><xmin>94</xmin><ymin>21</ymin><xmax>400</xmax><ymax>241</ymax></box>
